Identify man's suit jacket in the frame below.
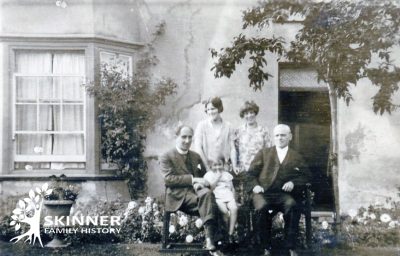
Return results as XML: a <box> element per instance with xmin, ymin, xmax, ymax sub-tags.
<box><xmin>246</xmin><ymin>146</ymin><xmax>311</xmax><ymax>196</ymax></box>
<box><xmin>160</xmin><ymin>148</ymin><xmax>207</xmax><ymax>212</ymax></box>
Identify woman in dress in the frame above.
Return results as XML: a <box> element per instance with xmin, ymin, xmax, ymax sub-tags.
<box><xmin>235</xmin><ymin>100</ymin><xmax>272</xmax><ymax>173</ymax></box>
<box><xmin>193</xmin><ymin>96</ymin><xmax>237</xmax><ymax>172</ymax></box>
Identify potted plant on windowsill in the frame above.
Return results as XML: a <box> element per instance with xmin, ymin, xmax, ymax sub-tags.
<box><xmin>43</xmin><ymin>174</ymin><xmax>79</xmax><ymax>248</ymax></box>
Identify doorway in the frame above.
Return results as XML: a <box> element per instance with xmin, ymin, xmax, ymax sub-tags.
<box><xmin>279</xmin><ymin>90</ymin><xmax>334</xmax><ymax>211</ymax></box>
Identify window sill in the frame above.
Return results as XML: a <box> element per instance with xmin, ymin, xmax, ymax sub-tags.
<box><xmin>0</xmin><ymin>171</ymin><xmax>125</xmax><ymax>181</ymax></box>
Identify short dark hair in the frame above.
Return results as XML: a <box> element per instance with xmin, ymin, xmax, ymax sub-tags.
<box><xmin>204</xmin><ymin>97</ymin><xmax>223</xmax><ymax>113</ymax></box>
<box><xmin>175</xmin><ymin>124</ymin><xmax>193</xmax><ymax>136</ymax></box>
<box><xmin>207</xmin><ymin>154</ymin><xmax>225</xmax><ymax>167</ymax></box>
<box><xmin>239</xmin><ymin>100</ymin><xmax>259</xmax><ymax>118</ymax></box>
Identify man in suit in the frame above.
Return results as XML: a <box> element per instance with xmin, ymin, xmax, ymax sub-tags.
<box><xmin>247</xmin><ymin>124</ymin><xmax>311</xmax><ymax>256</ymax></box>
<box><xmin>160</xmin><ymin>124</ymin><xmax>220</xmax><ymax>254</ymax></box>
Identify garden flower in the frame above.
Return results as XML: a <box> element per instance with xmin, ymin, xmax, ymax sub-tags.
<box><xmin>179</xmin><ymin>215</ymin><xmax>188</xmax><ymax>226</ymax></box>
<box><xmin>388</xmin><ymin>221</ymin><xmax>397</xmax><ymax>229</ymax></box>
<box><xmin>152</xmin><ymin>202</ymin><xmax>158</xmax><ymax>210</ymax></box>
<box><xmin>138</xmin><ymin>206</ymin><xmax>145</xmax><ymax>215</ymax></box>
<box><xmin>195</xmin><ymin>218</ymin><xmax>203</xmax><ymax>228</ymax></box>
<box><xmin>169</xmin><ymin>225</ymin><xmax>176</xmax><ymax>234</ymax></box>
<box><xmin>145</xmin><ymin>196</ymin><xmax>153</xmax><ymax>204</ymax></box>
<box><xmin>380</xmin><ymin>213</ymin><xmax>391</xmax><ymax>223</ymax></box>
<box><xmin>347</xmin><ymin>209</ymin><xmax>357</xmax><ymax>219</ymax></box>
<box><xmin>321</xmin><ymin>221</ymin><xmax>329</xmax><ymax>230</ymax></box>
<box><xmin>369</xmin><ymin>213</ymin><xmax>376</xmax><ymax>220</ymax></box>
<box><xmin>127</xmin><ymin>201</ymin><xmax>138</xmax><ymax>210</ymax></box>
<box><xmin>186</xmin><ymin>235</ymin><xmax>194</xmax><ymax>243</ymax></box>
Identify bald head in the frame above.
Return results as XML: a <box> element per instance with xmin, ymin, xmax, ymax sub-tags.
<box><xmin>273</xmin><ymin>124</ymin><xmax>292</xmax><ymax>148</ymax></box>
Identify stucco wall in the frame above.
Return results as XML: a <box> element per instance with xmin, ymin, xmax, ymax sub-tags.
<box><xmin>142</xmin><ymin>0</ymin><xmax>280</xmax><ymax>199</ymax></box>
<box><xmin>142</xmin><ymin>0</ymin><xmax>400</xmax><ymax>213</ymax></box>
<box><xmin>0</xmin><ymin>0</ymin><xmax>144</xmax><ymax>43</ymax></box>
<box><xmin>338</xmin><ymin>75</ymin><xmax>400</xmax><ymax>214</ymax></box>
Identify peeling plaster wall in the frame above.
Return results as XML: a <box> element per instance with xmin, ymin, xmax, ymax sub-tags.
<box><xmin>338</xmin><ymin>69</ymin><xmax>400</xmax><ymax>213</ymax></box>
<box><xmin>141</xmin><ymin>0</ymin><xmax>279</xmax><ymax>198</ymax></box>
<box><xmin>143</xmin><ymin>0</ymin><xmax>400</xmax><ymax>211</ymax></box>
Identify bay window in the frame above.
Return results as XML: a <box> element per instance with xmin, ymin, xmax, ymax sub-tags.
<box><xmin>13</xmin><ymin>50</ymin><xmax>86</xmax><ymax>170</ymax></box>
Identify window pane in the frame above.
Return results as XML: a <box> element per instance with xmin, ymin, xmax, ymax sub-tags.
<box><xmin>16</xmin><ymin>134</ymin><xmax>53</xmax><ymax>154</ymax></box>
<box><xmin>62</xmin><ymin>77</ymin><xmax>84</xmax><ymax>102</ymax></box>
<box><xmin>14</xmin><ymin>162</ymin><xmax>85</xmax><ymax>170</ymax></box>
<box><xmin>16</xmin><ymin>105</ymin><xmax>36</xmax><ymax>130</ymax></box>
<box><xmin>16</xmin><ymin>77</ymin><xmax>37</xmax><ymax>102</ymax></box>
<box><xmin>63</xmin><ymin>105</ymin><xmax>83</xmax><ymax>131</ymax></box>
<box><xmin>39</xmin><ymin>105</ymin><xmax>60</xmax><ymax>131</ymax></box>
<box><xmin>39</xmin><ymin>77</ymin><xmax>60</xmax><ymax>103</ymax></box>
<box><xmin>53</xmin><ymin>134</ymin><xmax>84</xmax><ymax>155</ymax></box>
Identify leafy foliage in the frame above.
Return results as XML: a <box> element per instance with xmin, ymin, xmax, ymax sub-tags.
<box><xmin>44</xmin><ymin>175</ymin><xmax>79</xmax><ymax>201</ymax></box>
<box><xmin>211</xmin><ymin>0</ymin><xmax>400</xmax><ymax>114</ymax></box>
<box><xmin>86</xmin><ymin>59</ymin><xmax>177</xmax><ymax>199</ymax></box>
<box><xmin>341</xmin><ymin>200</ymin><xmax>400</xmax><ymax>247</ymax></box>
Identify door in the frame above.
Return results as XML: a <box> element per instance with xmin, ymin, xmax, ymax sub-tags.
<box><xmin>279</xmin><ymin>90</ymin><xmax>334</xmax><ymax>211</ymax></box>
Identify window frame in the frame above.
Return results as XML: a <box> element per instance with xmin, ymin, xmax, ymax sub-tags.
<box><xmin>4</xmin><ymin>43</ymin><xmax>95</xmax><ymax>175</ymax></box>
<box><xmin>11</xmin><ymin>49</ymin><xmax>87</xmax><ymax>165</ymax></box>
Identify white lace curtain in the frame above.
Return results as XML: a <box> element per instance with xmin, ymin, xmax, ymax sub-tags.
<box><xmin>15</xmin><ymin>51</ymin><xmax>85</xmax><ymax>170</ymax></box>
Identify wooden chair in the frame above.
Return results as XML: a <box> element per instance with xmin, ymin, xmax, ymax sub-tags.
<box><xmin>160</xmin><ymin>188</ymin><xmax>210</xmax><ymax>255</ymax></box>
<box><xmin>240</xmin><ymin>183</ymin><xmax>313</xmax><ymax>249</ymax></box>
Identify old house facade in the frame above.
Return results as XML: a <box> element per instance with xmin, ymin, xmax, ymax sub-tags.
<box><xmin>1</xmin><ymin>0</ymin><xmax>399</xmax><ymax>220</ymax></box>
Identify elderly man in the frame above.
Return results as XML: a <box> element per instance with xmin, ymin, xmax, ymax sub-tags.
<box><xmin>246</xmin><ymin>124</ymin><xmax>311</xmax><ymax>256</ymax></box>
<box><xmin>160</xmin><ymin>124</ymin><xmax>221</xmax><ymax>255</ymax></box>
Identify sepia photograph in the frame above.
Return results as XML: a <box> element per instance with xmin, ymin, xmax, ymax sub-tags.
<box><xmin>0</xmin><ymin>0</ymin><xmax>399</xmax><ymax>255</ymax></box>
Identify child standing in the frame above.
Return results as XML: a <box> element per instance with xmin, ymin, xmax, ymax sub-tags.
<box><xmin>204</xmin><ymin>156</ymin><xmax>238</xmax><ymax>243</ymax></box>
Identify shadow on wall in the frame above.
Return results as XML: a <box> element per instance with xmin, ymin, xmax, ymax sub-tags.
<box><xmin>343</xmin><ymin>123</ymin><xmax>372</xmax><ymax>161</ymax></box>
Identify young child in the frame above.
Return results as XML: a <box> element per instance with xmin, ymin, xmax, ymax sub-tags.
<box><xmin>203</xmin><ymin>155</ymin><xmax>238</xmax><ymax>243</ymax></box>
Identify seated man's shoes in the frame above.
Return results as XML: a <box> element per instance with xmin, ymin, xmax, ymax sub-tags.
<box><xmin>205</xmin><ymin>237</ymin><xmax>216</xmax><ymax>251</ymax></box>
<box><xmin>228</xmin><ymin>235</ymin><xmax>235</xmax><ymax>245</ymax></box>
<box><xmin>289</xmin><ymin>249</ymin><xmax>298</xmax><ymax>256</ymax></box>
<box><xmin>262</xmin><ymin>249</ymin><xmax>271</xmax><ymax>256</ymax></box>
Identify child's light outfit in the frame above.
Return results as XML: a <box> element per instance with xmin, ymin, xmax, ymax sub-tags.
<box><xmin>204</xmin><ymin>170</ymin><xmax>235</xmax><ymax>204</ymax></box>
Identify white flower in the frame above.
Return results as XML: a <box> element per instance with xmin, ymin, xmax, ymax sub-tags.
<box><xmin>195</xmin><ymin>218</ymin><xmax>203</xmax><ymax>228</ymax></box>
<box><xmin>25</xmin><ymin>165</ymin><xmax>33</xmax><ymax>171</ymax></box>
<box><xmin>169</xmin><ymin>225</ymin><xmax>175</xmax><ymax>234</ymax></box>
<box><xmin>152</xmin><ymin>203</ymin><xmax>158</xmax><ymax>210</ymax></box>
<box><xmin>380</xmin><ymin>213</ymin><xmax>392</xmax><ymax>223</ymax></box>
<box><xmin>55</xmin><ymin>0</ymin><xmax>62</xmax><ymax>6</ymax></box>
<box><xmin>138</xmin><ymin>206</ymin><xmax>145</xmax><ymax>215</ymax></box>
<box><xmin>369</xmin><ymin>213</ymin><xmax>376</xmax><ymax>220</ymax></box>
<box><xmin>197</xmin><ymin>164</ymin><xmax>201</xmax><ymax>169</ymax></box>
<box><xmin>154</xmin><ymin>210</ymin><xmax>160</xmax><ymax>216</ymax></box>
<box><xmin>321</xmin><ymin>221</ymin><xmax>329</xmax><ymax>230</ymax></box>
<box><xmin>185</xmin><ymin>235</ymin><xmax>194</xmax><ymax>243</ymax></box>
<box><xmin>178</xmin><ymin>215</ymin><xmax>188</xmax><ymax>226</ymax></box>
<box><xmin>127</xmin><ymin>201</ymin><xmax>138</xmax><ymax>210</ymax></box>
<box><xmin>145</xmin><ymin>197</ymin><xmax>153</xmax><ymax>204</ymax></box>
<box><xmin>33</xmin><ymin>146</ymin><xmax>43</xmax><ymax>154</ymax></box>
<box><xmin>347</xmin><ymin>209</ymin><xmax>358</xmax><ymax>219</ymax></box>
<box><xmin>388</xmin><ymin>221</ymin><xmax>397</xmax><ymax>229</ymax></box>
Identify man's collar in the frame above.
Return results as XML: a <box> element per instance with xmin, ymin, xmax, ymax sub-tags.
<box><xmin>176</xmin><ymin>146</ymin><xmax>188</xmax><ymax>155</ymax></box>
<box><xmin>276</xmin><ymin>146</ymin><xmax>289</xmax><ymax>152</ymax></box>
